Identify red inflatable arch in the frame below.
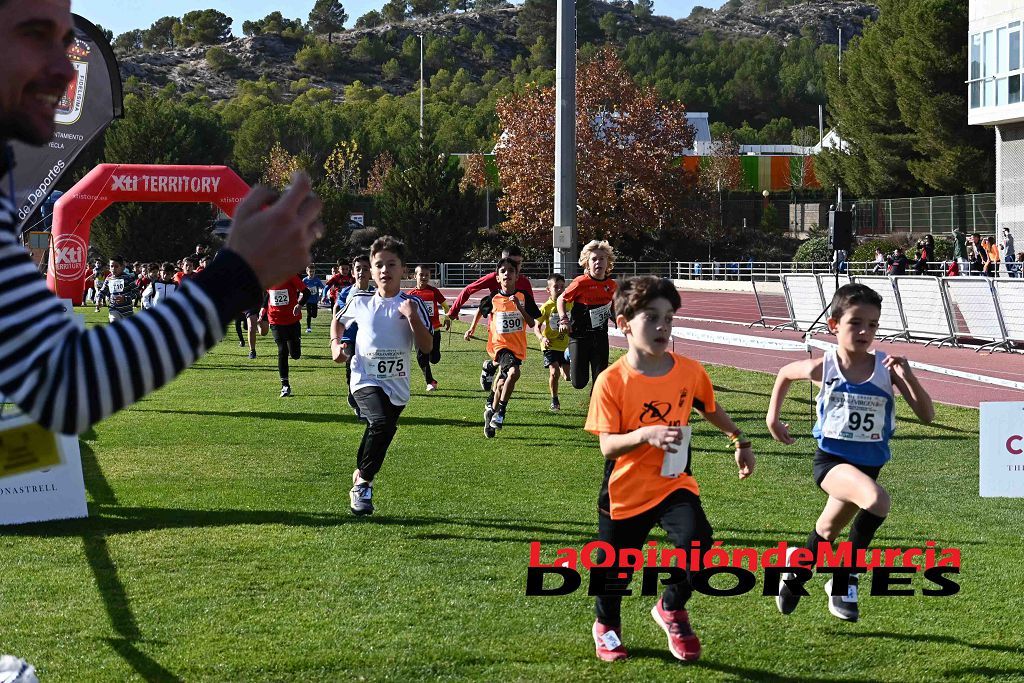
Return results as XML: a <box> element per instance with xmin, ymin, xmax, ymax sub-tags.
<box><xmin>47</xmin><ymin>163</ymin><xmax>250</xmax><ymax>304</ymax></box>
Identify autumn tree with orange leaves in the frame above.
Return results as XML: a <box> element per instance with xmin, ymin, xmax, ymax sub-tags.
<box><xmin>495</xmin><ymin>47</ymin><xmax>699</xmax><ymax>250</ymax></box>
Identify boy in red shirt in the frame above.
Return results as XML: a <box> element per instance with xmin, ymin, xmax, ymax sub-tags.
<box><xmin>584</xmin><ymin>276</ymin><xmax>754</xmax><ymax>663</ymax></box>
<box><xmin>407</xmin><ymin>264</ymin><xmax>450</xmax><ymax>391</ymax></box>
<box><xmin>260</xmin><ymin>273</ymin><xmax>309</xmax><ymax>397</ymax></box>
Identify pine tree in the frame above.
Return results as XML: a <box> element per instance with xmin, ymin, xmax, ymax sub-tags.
<box><xmin>308</xmin><ymin>0</ymin><xmax>348</xmax><ymax>43</ymax></box>
<box><xmin>377</xmin><ymin>137</ymin><xmax>480</xmax><ymax>263</ymax></box>
<box><xmin>819</xmin><ymin>0</ymin><xmax>992</xmax><ymax>196</ymax></box>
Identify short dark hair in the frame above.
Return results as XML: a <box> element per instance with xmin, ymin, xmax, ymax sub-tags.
<box><xmin>547</xmin><ymin>273</ymin><xmax>566</xmax><ymax>283</ymax></box>
<box><xmin>110</xmin><ymin>255</ymin><xmax>126</xmax><ymax>265</ymax></box>
<box><xmin>351</xmin><ymin>254</ymin><xmax>370</xmax><ymax>266</ymax></box>
<box><xmin>613</xmin><ymin>276</ymin><xmax>680</xmax><ymax>321</ymax></box>
<box><xmin>502</xmin><ymin>245</ymin><xmax>523</xmax><ymax>259</ymax></box>
<box><xmin>370</xmin><ymin>235</ymin><xmax>405</xmax><ymax>262</ymax></box>
<box><xmin>415</xmin><ymin>263</ymin><xmax>432</xmax><ymax>274</ymax></box>
<box><xmin>830</xmin><ymin>283</ymin><xmax>882</xmax><ymax>320</ymax></box>
<box><xmin>496</xmin><ymin>257</ymin><xmax>519</xmax><ymax>272</ymax></box>
<box><xmin>184</xmin><ymin>256</ymin><xmax>198</xmax><ymax>267</ymax></box>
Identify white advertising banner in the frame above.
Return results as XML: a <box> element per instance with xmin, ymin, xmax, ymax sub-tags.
<box><xmin>979</xmin><ymin>402</ymin><xmax>1024</xmax><ymax>497</ymax></box>
<box><xmin>0</xmin><ymin>412</ymin><xmax>88</xmax><ymax>525</ymax></box>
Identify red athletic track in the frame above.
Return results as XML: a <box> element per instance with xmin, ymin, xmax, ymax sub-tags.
<box><xmin>439</xmin><ymin>286</ymin><xmax>1024</xmax><ymax>409</ymax></box>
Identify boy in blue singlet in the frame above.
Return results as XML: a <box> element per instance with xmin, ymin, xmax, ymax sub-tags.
<box><xmin>765</xmin><ymin>283</ymin><xmax>934</xmax><ymax>622</ymax></box>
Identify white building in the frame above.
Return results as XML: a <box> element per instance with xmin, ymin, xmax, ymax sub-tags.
<box><xmin>969</xmin><ymin>0</ymin><xmax>1024</xmax><ymax>251</ymax></box>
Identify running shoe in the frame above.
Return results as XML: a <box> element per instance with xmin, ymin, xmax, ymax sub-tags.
<box><xmin>280</xmin><ymin>385</ymin><xmax>292</xmax><ymax>398</ymax></box>
<box><xmin>349</xmin><ymin>482</ymin><xmax>374</xmax><ymax>516</ymax></box>
<box><xmin>248</xmin><ymin>350</ymin><xmax>257</xmax><ymax>360</ymax></box>
<box><xmin>238</xmin><ymin>340</ymin><xmax>246</xmax><ymax>347</ymax></box>
<box><xmin>489</xmin><ymin>411</ymin><xmax>505</xmax><ymax>430</ymax></box>
<box><xmin>592</xmin><ymin>621</ymin><xmax>628</xmax><ymax>662</ymax></box>
<box><xmin>305</xmin><ymin>327</ymin><xmax>312</xmax><ymax>333</ymax></box>
<box><xmin>550</xmin><ymin>398</ymin><xmax>561</xmax><ymax>412</ymax></box>
<box><xmin>426</xmin><ymin>381</ymin><xmax>438</xmax><ymax>392</ymax></box>
<box><xmin>484</xmin><ymin>405</ymin><xmax>496</xmax><ymax>439</ymax></box>
<box><xmin>480</xmin><ymin>360</ymin><xmax>495</xmax><ymax>392</ymax></box>
<box><xmin>824</xmin><ymin>574</ymin><xmax>859</xmax><ymax>622</ymax></box>
<box><xmin>650</xmin><ymin>597</ymin><xmax>701</xmax><ymax>662</ymax></box>
<box><xmin>776</xmin><ymin>545</ymin><xmax>803</xmax><ymax>615</ymax></box>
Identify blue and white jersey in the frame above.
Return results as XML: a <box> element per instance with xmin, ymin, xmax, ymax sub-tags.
<box><xmin>813</xmin><ymin>349</ymin><xmax>896</xmax><ymax>466</ymax></box>
<box><xmin>336</xmin><ymin>291</ymin><xmax>431</xmax><ymax>406</ymax></box>
<box><xmin>303</xmin><ymin>276</ymin><xmax>325</xmax><ymax>301</ymax></box>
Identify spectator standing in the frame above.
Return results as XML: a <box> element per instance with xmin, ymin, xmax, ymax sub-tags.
<box><xmin>886</xmin><ymin>248</ymin><xmax>908</xmax><ymax>275</ymax></box>
<box><xmin>1000</xmin><ymin>228</ymin><xmax>1016</xmax><ymax>277</ymax></box>
<box><xmin>952</xmin><ymin>226</ymin><xmax>968</xmax><ymax>275</ymax></box>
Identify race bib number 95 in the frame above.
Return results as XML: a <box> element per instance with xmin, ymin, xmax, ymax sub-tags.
<box><xmin>821</xmin><ymin>392</ymin><xmax>886</xmax><ymax>442</ymax></box>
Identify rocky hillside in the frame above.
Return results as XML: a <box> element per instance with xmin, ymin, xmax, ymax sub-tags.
<box><xmin>116</xmin><ymin>0</ymin><xmax>878</xmax><ymax>102</ymax></box>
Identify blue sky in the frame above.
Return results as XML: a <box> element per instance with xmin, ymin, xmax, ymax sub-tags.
<box><xmin>75</xmin><ymin>0</ymin><xmax>701</xmax><ymax>37</ymax></box>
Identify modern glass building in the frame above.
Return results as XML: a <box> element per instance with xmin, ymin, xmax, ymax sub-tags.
<box><xmin>970</xmin><ymin>0</ymin><xmax>1024</xmax><ymax>245</ymax></box>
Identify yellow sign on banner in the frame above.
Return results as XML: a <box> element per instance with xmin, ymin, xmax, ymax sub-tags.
<box><xmin>0</xmin><ymin>421</ymin><xmax>61</xmax><ymax>477</ymax></box>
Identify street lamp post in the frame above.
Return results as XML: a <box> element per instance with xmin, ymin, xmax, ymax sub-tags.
<box><xmin>418</xmin><ymin>33</ymin><xmax>424</xmax><ymax>139</ymax></box>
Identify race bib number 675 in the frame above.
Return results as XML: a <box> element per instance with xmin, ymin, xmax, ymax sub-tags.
<box><xmin>365</xmin><ymin>349</ymin><xmax>407</xmax><ymax>379</ymax></box>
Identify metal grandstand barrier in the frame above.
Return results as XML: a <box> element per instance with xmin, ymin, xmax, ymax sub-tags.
<box><xmin>816</xmin><ymin>273</ymin><xmax>851</xmax><ymax>311</ymax></box>
<box><xmin>993</xmin><ymin>280</ymin><xmax>1024</xmax><ymax>350</ymax></box>
<box><xmin>941</xmin><ymin>277</ymin><xmax>1009</xmax><ymax>352</ymax></box>
<box><xmin>891</xmin><ymin>276</ymin><xmax>957</xmax><ymax>347</ymax></box>
<box><xmin>850</xmin><ymin>276</ymin><xmax>909</xmax><ymax>341</ymax></box>
<box><xmin>748</xmin><ymin>277</ymin><xmax>794</xmax><ymax>329</ymax></box>
<box><xmin>781</xmin><ymin>274</ymin><xmax>828</xmax><ymax>332</ymax></box>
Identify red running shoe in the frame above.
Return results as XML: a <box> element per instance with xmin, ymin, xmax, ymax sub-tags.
<box><xmin>592</xmin><ymin>621</ymin><xmax>628</xmax><ymax>662</ymax></box>
<box><xmin>650</xmin><ymin>597</ymin><xmax>701</xmax><ymax>661</ymax></box>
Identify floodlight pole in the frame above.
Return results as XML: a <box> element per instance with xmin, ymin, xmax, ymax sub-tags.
<box><xmin>418</xmin><ymin>34</ymin><xmax>425</xmax><ymax>139</ymax></box>
<box><xmin>552</xmin><ymin>0</ymin><xmax>577</xmax><ymax>277</ymax></box>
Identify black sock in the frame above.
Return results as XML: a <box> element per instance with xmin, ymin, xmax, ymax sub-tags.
<box><xmin>496</xmin><ymin>399</ymin><xmax>508</xmax><ymax>414</ymax></box>
<box><xmin>805</xmin><ymin>529</ymin><xmax>832</xmax><ymax>556</ymax></box>
<box><xmin>281</xmin><ymin>378</ymin><xmax>290</xmax><ymax>387</ymax></box>
<box><xmin>848</xmin><ymin>509</ymin><xmax>887</xmax><ymax>555</ymax></box>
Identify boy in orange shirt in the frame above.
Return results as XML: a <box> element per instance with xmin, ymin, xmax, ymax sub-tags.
<box><xmin>584</xmin><ymin>276</ymin><xmax>755</xmax><ymax>663</ymax></box>
<box><xmin>480</xmin><ymin>258</ymin><xmax>535</xmax><ymax>437</ymax></box>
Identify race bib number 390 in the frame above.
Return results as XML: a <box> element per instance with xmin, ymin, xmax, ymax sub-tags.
<box><xmin>365</xmin><ymin>349</ymin><xmax>407</xmax><ymax>379</ymax></box>
<box><xmin>821</xmin><ymin>392</ymin><xmax>887</xmax><ymax>442</ymax></box>
<box><xmin>495</xmin><ymin>311</ymin><xmax>523</xmax><ymax>334</ymax></box>
<box><xmin>269</xmin><ymin>289</ymin><xmax>290</xmax><ymax>307</ymax></box>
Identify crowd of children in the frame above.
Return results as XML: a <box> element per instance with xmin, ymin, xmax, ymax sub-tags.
<box><xmin>84</xmin><ymin>235</ymin><xmax>937</xmax><ymax>666</ymax></box>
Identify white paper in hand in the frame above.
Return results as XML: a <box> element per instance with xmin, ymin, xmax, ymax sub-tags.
<box><xmin>660</xmin><ymin>426</ymin><xmax>692</xmax><ymax>478</ymax></box>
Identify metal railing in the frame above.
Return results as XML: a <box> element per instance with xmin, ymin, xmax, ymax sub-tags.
<box><xmin>308</xmin><ymin>260</ymin><xmax>1020</xmax><ymax>288</ymax></box>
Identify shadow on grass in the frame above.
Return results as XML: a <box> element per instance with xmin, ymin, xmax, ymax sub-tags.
<box><xmin>105</xmin><ymin>638</ymin><xmax>181</xmax><ymax>682</ymax></box>
<box><xmin>691</xmin><ymin>659</ymin><xmax>898</xmax><ymax>683</ymax></box>
<box><xmin>843</xmin><ymin>630</ymin><xmax>1020</xmax><ymax>653</ymax></box>
<box><xmin>942</xmin><ymin>666</ymin><xmax>1024</xmax><ymax>678</ymax></box>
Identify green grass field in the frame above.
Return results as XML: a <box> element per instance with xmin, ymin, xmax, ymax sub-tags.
<box><xmin>2</xmin><ymin>309</ymin><xmax>1023</xmax><ymax>682</ymax></box>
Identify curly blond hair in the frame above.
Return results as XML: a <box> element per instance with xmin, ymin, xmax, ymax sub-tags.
<box><xmin>578</xmin><ymin>239</ymin><xmax>616</xmax><ymax>273</ymax></box>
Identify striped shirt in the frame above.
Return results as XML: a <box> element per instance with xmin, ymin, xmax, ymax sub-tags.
<box><xmin>0</xmin><ymin>192</ymin><xmax>262</xmax><ymax>435</ymax></box>
<box><xmin>102</xmin><ymin>274</ymin><xmax>138</xmax><ymax>317</ymax></box>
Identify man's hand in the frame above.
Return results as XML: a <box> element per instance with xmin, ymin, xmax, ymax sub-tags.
<box><xmin>225</xmin><ymin>171</ymin><xmax>324</xmax><ymax>289</ymax></box>
<box><xmin>292</xmin><ymin>304</ymin><xmax>301</xmax><ymax>317</ymax></box>
<box><xmin>735</xmin><ymin>446</ymin><xmax>755</xmax><ymax>479</ymax></box>
<box><xmin>332</xmin><ymin>340</ymin><xmax>351</xmax><ymax>364</ymax></box>
<box><xmin>464</xmin><ymin>329</ymin><xmax>475</xmax><ymax>341</ymax></box>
